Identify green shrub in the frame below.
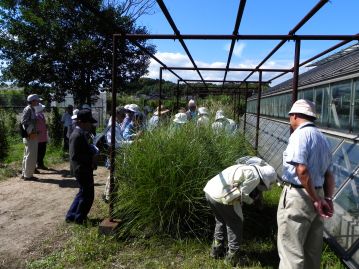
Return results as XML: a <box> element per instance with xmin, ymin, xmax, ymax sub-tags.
<box><xmin>114</xmin><ymin>122</ymin><xmax>254</xmax><ymax>238</ymax></box>
<box><xmin>48</xmin><ymin>107</ymin><xmax>63</xmax><ymax>147</ymax></box>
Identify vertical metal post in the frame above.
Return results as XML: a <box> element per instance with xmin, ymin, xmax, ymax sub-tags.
<box><xmin>233</xmin><ymin>89</ymin><xmax>236</xmax><ymax>120</ymax></box>
<box><xmin>255</xmin><ymin>72</ymin><xmax>262</xmax><ymax>154</ymax></box>
<box><xmin>237</xmin><ymin>88</ymin><xmax>241</xmax><ymax>123</ymax></box>
<box><xmin>159</xmin><ymin>68</ymin><xmax>162</xmax><ymax>114</ymax></box>
<box><xmin>186</xmin><ymin>86</ymin><xmax>189</xmax><ymax>104</ymax></box>
<box><xmin>109</xmin><ymin>34</ymin><xmax>118</xmax><ymax>220</ymax></box>
<box><xmin>176</xmin><ymin>80</ymin><xmax>180</xmax><ymax>110</ymax></box>
<box><xmin>243</xmin><ymin>82</ymin><xmax>248</xmax><ymax>133</ymax></box>
<box><xmin>292</xmin><ymin>39</ymin><xmax>301</xmax><ymax>105</ymax></box>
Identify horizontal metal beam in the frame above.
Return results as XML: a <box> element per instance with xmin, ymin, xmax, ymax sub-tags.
<box><xmin>181</xmin><ymin>79</ymin><xmax>266</xmax><ymax>83</ymax></box>
<box><xmin>163</xmin><ymin>66</ymin><xmax>291</xmax><ymax>72</ymax></box>
<box><xmin>116</xmin><ymin>34</ymin><xmax>359</xmax><ymax>41</ymax></box>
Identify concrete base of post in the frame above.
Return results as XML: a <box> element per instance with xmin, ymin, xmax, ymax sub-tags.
<box><xmin>98</xmin><ymin>218</ymin><xmax>121</xmax><ymax>235</ymax></box>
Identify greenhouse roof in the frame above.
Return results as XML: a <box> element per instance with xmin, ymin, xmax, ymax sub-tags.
<box><xmin>267</xmin><ymin>42</ymin><xmax>359</xmax><ymax>94</ymax></box>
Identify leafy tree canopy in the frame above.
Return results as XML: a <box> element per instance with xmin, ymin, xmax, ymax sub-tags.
<box><xmin>0</xmin><ymin>0</ymin><xmax>156</xmax><ymax>104</ymax></box>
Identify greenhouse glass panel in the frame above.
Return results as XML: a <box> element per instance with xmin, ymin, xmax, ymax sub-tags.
<box><xmin>324</xmin><ymin>176</ymin><xmax>359</xmax><ymax>252</ymax></box>
<box><xmin>315</xmin><ymin>86</ymin><xmax>330</xmax><ymax>126</ymax></box>
<box><xmin>329</xmin><ymin>81</ymin><xmax>351</xmax><ymax>130</ymax></box>
<box><xmin>303</xmin><ymin>88</ymin><xmax>314</xmax><ymax>101</ymax></box>
<box><xmin>325</xmin><ymin>135</ymin><xmax>343</xmax><ymax>153</ymax></box>
<box><xmin>332</xmin><ymin>142</ymin><xmax>359</xmax><ymax>190</ymax></box>
<box><xmin>351</xmin><ymin>247</ymin><xmax>359</xmax><ymax>268</ymax></box>
<box><xmin>353</xmin><ymin>79</ymin><xmax>359</xmax><ymax>132</ymax></box>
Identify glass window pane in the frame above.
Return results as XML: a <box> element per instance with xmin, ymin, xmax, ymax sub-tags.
<box><xmin>324</xmin><ymin>176</ymin><xmax>359</xmax><ymax>251</ymax></box>
<box><xmin>332</xmin><ymin>142</ymin><xmax>359</xmax><ymax>190</ymax></box>
<box><xmin>329</xmin><ymin>81</ymin><xmax>351</xmax><ymax>131</ymax></box>
<box><xmin>325</xmin><ymin>135</ymin><xmax>343</xmax><ymax>153</ymax></box>
<box><xmin>353</xmin><ymin>79</ymin><xmax>359</xmax><ymax>132</ymax></box>
<box><xmin>303</xmin><ymin>88</ymin><xmax>314</xmax><ymax>101</ymax></box>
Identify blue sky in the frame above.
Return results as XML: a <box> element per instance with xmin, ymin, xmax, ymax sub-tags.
<box><xmin>136</xmin><ymin>0</ymin><xmax>359</xmax><ymax>85</ymax></box>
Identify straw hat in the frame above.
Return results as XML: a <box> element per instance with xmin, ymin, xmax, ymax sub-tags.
<box><xmin>173</xmin><ymin>113</ymin><xmax>188</xmax><ymax>124</ymax></box>
<box><xmin>154</xmin><ymin>105</ymin><xmax>170</xmax><ymax>116</ymax></box>
<box><xmin>288</xmin><ymin>99</ymin><xmax>317</xmax><ymax>118</ymax></box>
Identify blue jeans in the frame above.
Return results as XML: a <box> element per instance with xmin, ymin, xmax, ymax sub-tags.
<box><xmin>66</xmin><ymin>174</ymin><xmax>94</xmax><ymax>223</ymax></box>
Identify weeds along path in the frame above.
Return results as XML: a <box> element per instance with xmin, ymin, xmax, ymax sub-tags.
<box><xmin>0</xmin><ymin>162</ymin><xmax>108</xmax><ymax>268</ymax></box>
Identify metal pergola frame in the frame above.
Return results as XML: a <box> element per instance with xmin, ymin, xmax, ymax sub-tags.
<box><xmin>81</xmin><ymin>0</ymin><xmax>359</xmax><ymax>262</ymax></box>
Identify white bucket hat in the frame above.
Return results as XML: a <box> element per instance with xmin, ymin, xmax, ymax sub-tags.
<box><xmin>215</xmin><ymin>110</ymin><xmax>226</xmax><ymax>120</ymax></box>
<box><xmin>198</xmin><ymin>107</ymin><xmax>209</xmax><ymax>116</ymax></box>
<box><xmin>71</xmin><ymin>109</ymin><xmax>80</xmax><ymax>119</ymax></box>
<box><xmin>288</xmin><ymin>99</ymin><xmax>317</xmax><ymax>118</ymax></box>
<box><xmin>127</xmin><ymin>104</ymin><xmax>140</xmax><ymax>113</ymax></box>
<box><xmin>255</xmin><ymin>165</ymin><xmax>277</xmax><ymax>190</ymax></box>
<box><xmin>173</xmin><ymin>113</ymin><xmax>188</xmax><ymax>124</ymax></box>
<box><xmin>27</xmin><ymin>94</ymin><xmax>41</xmax><ymax>102</ymax></box>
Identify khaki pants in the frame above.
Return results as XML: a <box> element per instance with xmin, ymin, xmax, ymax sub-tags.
<box><xmin>277</xmin><ymin>186</ymin><xmax>324</xmax><ymax>269</ymax></box>
<box><xmin>22</xmin><ymin>138</ymin><xmax>38</xmax><ymax>178</ymax></box>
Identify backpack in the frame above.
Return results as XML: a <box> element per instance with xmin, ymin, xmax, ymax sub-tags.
<box><xmin>19</xmin><ymin>123</ymin><xmax>28</xmax><ymax>138</ymax></box>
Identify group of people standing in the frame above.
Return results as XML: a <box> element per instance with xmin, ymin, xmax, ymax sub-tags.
<box><xmin>20</xmin><ymin>95</ymin><xmax>334</xmax><ymax>268</ymax></box>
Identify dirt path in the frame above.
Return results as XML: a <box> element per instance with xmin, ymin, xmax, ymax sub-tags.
<box><xmin>0</xmin><ymin>163</ymin><xmax>108</xmax><ymax>269</ymax></box>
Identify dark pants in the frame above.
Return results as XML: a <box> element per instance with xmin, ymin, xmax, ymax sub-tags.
<box><xmin>37</xmin><ymin>142</ymin><xmax>47</xmax><ymax>167</ymax></box>
<box><xmin>66</xmin><ymin>173</ymin><xmax>94</xmax><ymax>223</ymax></box>
<box><xmin>63</xmin><ymin>127</ymin><xmax>69</xmax><ymax>151</ymax></box>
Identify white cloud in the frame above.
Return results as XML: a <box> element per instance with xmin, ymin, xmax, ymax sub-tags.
<box><xmin>143</xmin><ymin>51</ymin><xmax>299</xmax><ymax>85</ymax></box>
<box><xmin>224</xmin><ymin>42</ymin><xmax>246</xmax><ymax>58</ymax></box>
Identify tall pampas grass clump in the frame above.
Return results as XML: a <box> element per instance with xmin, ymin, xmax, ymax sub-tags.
<box><xmin>113</xmin><ymin>122</ymin><xmax>254</xmax><ymax>238</ymax></box>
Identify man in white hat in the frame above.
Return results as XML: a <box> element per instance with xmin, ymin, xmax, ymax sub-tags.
<box><xmin>21</xmin><ymin>94</ymin><xmax>41</xmax><ymax>180</ymax></box>
<box><xmin>204</xmin><ymin>156</ymin><xmax>277</xmax><ymax>266</ymax></box>
<box><xmin>277</xmin><ymin>99</ymin><xmax>335</xmax><ymax>269</ymax></box>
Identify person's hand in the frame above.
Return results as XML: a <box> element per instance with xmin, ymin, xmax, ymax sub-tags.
<box><xmin>313</xmin><ymin>199</ymin><xmax>333</xmax><ymax>218</ymax></box>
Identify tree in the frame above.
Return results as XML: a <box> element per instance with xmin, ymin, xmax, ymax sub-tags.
<box><xmin>0</xmin><ymin>0</ymin><xmax>156</xmax><ymax>104</ymax></box>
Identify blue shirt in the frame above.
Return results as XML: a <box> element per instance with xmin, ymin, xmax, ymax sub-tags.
<box><xmin>282</xmin><ymin>122</ymin><xmax>332</xmax><ymax>187</ymax></box>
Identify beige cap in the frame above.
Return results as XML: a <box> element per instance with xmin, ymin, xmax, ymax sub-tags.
<box><xmin>288</xmin><ymin>99</ymin><xmax>317</xmax><ymax>118</ymax></box>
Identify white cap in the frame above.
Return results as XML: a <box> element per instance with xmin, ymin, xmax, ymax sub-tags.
<box><xmin>215</xmin><ymin>110</ymin><xmax>226</xmax><ymax>120</ymax></box>
<box><xmin>173</xmin><ymin>113</ymin><xmax>188</xmax><ymax>124</ymax></box>
<box><xmin>71</xmin><ymin>109</ymin><xmax>79</xmax><ymax>119</ymax></box>
<box><xmin>255</xmin><ymin>165</ymin><xmax>277</xmax><ymax>190</ymax></box>
<box><xmin>198</xmin><ymin>107</ymin><xmax>209</xmax><ymax>116</ymax></box>
<box><xmin>34</xmin><ymin>103</ymin><xmax>45</xmax><ymax>113</ymax></box>
<box><xmin>27</xmin><ymin>94</ymin><xmax>41</xmax><ymax>102</ymax></box>
<box><xmin>127</xmin><ymin>104</ymin><xmax>140</xmax><ymax>113</ymax></box>
<box><xmin>288</xmin><ymin>99</ymin><xmax>317</xmax><ymax>118</ymax></box>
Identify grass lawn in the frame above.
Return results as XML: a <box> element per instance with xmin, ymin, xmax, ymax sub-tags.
<box><xmin>26</xmin><ymin>187</ymin><xmax>345</xmax><ymax>269</ymax></box>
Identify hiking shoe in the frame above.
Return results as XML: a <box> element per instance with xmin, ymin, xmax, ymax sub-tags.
<box><xmin>225</xmin><ymin>250</ymin><xmax>241</xmax><ymax>267</ymax></box>
<box><xmin>210</xmin><ymin>240</ymin><xmax>225</xmax><ymax>259</ymax></box>
<box><xmin>34</xmin><ymin>169</ymin><xmax>41</xmax><ymax>174</ymax></box>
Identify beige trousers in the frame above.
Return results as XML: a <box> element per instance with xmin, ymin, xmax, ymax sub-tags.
<box><xmin>277</xmin><ymin>186</ymin><xmax>324</xmax><ymax>269</ymax></box>
<box><xmin>22</xmin><ymin>138</ymin><xmax>38</xmax><ymax>178</ymax></box>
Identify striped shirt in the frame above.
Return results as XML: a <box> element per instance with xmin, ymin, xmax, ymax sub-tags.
<box><xmin>282</xmin><ymin>122</ymin><xmax>332</xmax><ymax>187</ymax></box>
